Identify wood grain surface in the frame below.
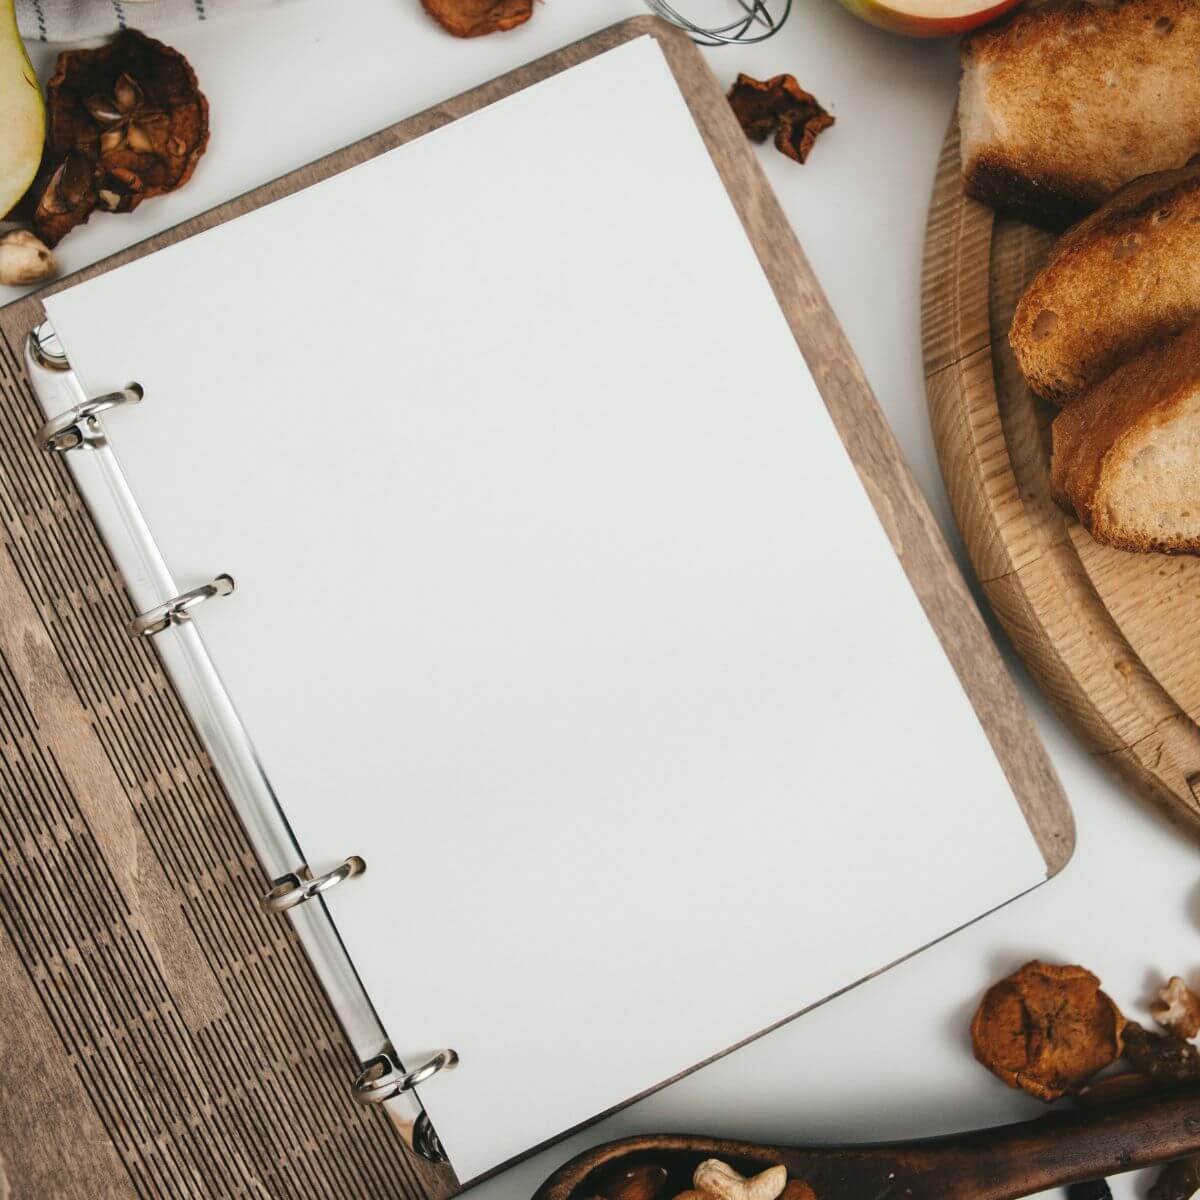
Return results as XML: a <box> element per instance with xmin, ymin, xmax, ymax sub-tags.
<box><xmin>923</xmin><ymin>115</ymin><xmax>1200</xmax><ymax>837</ymax></box>
<box><xmin>0</xmin><ymin>21</ymin><xmax>1071</xmax><ymax>1197</ymax></box>
<box><xmin>532</xmin><ymin>1087</ymin><xmax>1200</xmax><ymax>1200</ymax></box>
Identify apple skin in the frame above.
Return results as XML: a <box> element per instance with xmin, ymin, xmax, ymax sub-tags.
<box><xmin>0</xmin><ymin>0</ymin><xmax>45</xmax><ymax>221</ymax></box>
<box><xmin>836</xmin><ymin>0</ymin><xmax>1023</xmax><ymax>37</ymax></box>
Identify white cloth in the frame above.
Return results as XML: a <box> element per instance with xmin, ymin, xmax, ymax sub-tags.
<box><xmin>17</xmin><ymin>0</ymin><xmax>272</xmax><ymax>42</ymax></box>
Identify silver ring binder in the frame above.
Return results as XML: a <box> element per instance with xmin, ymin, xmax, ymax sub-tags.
<box><xmin>261</xmin><ymin>855</ymin><xmax>365</xmax><ymax>912</ymax></box>
<box><xmin>129</xmin><ymin>574</ymin><xmax>236</xmax><ymax>638</ymax></box>
<box><xmin>39</xmin><ymin>383</ymin><xmax>143</xmax><ymax>452</ymax></box>
<box><xmin>23</xmin><ymin>317</ymin><xmax>449</xmax><ymax>1170</ymax></box>
<box><xmin>28</xmin><ymin>321</ymin><xmax>70</xmax><ymax>372</ymax></box>
<box><xmin>412</xmin><ymin>1113</ymin><xmax>447</xmax><ymax>1164</ymax></box>
<box><xmin>353</xmin><ymin>1049</ymin><xmax>459</xmax><ymax>1105</ymax></box>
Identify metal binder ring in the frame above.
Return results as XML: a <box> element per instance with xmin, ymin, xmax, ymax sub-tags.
<box><xmin>39</xmin><ymin>383</ymin><xmax>143</xmax><ymax>452</ymax></box>
<box><xmin>129</xmin><ymin>574</ymin><xmax>235</xmax><ymax>638</ymax></box>
<box><xmin>28</xmin><ymin>321</ymin><xmax>70</xmax><ymax>372</ymax></box>
<box><xmin>261</xmin><ymin>855</ymin><xmax>366</xmax><ymax>913</ymax></box>
<box><xmin>354</xmin><ymin>1050</ymin><xmax>459</xmax><ymax>1105</ymax></box>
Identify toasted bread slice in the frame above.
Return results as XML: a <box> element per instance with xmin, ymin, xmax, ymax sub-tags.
<box><xmin>1051</xmin><ymin>323</ymin><xmax>1200</xmax><ymax>554</ymax></box>
<box><xmin>1010</xmin><ymin>162</ymin><xmax>1200</xmax><ymax>405</ymax></box>
<box><xmin>961</xmin><ymin>0</ymin><xmax>1200</xmax><ymax>228</ymax></box>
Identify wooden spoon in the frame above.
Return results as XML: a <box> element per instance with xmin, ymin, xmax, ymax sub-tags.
<box><xmin>533</xmin><ymin>1086</ymin><xmax>1200</xmax><ymax>1200</ymax></box>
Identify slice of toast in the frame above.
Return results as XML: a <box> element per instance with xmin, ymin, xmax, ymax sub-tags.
<box><xmin>1010</xmin><ymin>162</ymin><xmax>1200</xmax><ymax>405</ymax></box>
<box><xmin>1051</xmin><ymin>322</ymin><xmax>1200</xmax><ymax>554</ymax></box>
<box><xmin>961</xmin><ymin>0</ymin><xmax>1200</xmax><ymax>228</ymax></box>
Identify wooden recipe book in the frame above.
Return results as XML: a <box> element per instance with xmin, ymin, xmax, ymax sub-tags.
<box><xmin>0</xmin><ymin>18</ymin><xmax>1072</xmax><ymax>1195</ymax></box>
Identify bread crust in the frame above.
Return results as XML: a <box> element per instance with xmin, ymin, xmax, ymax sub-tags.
<box><xmin>963</xmin><ymin>152</ymin><xmax>1091</xmax><ymax>231</ymax></box>
<box><xmin>1010</xmin><ymin>162</ymin><xmax>1200</xmax><ymax>405</ymax></box>
<box><xmin>1050</xmin><ymin>323</ymin><xmax>1200</xmax><ymax>554</ymax></box>
<box><xmin>960</xmin><ymin>0</ymin><xmax>1200</xmax><ymax>228</ymax></box>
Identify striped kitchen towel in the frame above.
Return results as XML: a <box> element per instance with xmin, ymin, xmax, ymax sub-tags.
<box><xmin>17</xmin><ymin>0</ymin><xmax>276</xmax><ymax>42</ymax></box>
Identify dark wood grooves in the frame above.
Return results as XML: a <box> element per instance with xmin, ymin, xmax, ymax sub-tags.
<box><xmin>0</xmin><ymin>274</ymin><xmax>444</xmax><ymax>1198</ymax></box>
<box><xmin>922</xmin><ymin>117</ymin><xmax>1200</xmax><ymax>833</ymax></box>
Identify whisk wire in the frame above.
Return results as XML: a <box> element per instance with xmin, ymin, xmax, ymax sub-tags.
<box><xmin>643</xmin><ymin>0</ymin><xmax>792</xmax><ymax>45</ymax></box>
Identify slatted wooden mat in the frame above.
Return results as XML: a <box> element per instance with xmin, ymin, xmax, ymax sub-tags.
<box><xmin>0</xmin><ymin>335</ymin><xmax>454</xmax><ymax>1197</ymax></box>
<box><xmin>923</xmin><ymin>116</ymin><xmax>1200</xmax><ymax>837</ymax></box>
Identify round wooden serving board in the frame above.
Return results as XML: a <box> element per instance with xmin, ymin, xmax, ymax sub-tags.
<box><xmin>922</xmin><ymin>116</ymin><xmax>1200</xmax><ymax>837</ymax></box>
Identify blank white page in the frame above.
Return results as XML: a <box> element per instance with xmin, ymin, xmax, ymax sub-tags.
<box><xmin>46</xmin><ymin>36</ymin><xmax>1047</xmax><ymax>1182</ymax></box>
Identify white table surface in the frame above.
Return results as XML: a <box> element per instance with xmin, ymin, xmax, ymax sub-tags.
<box><xmin>11</xmin><ymin>3</ymin><xmax>1198</xmax><ymax>1198</ymax></box>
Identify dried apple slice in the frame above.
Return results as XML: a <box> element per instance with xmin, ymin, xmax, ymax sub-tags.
<box><xmin>726</xmin><ymin>74</ymin><xmax>834</xmax><ymax>165</ymax></box>
<box><xmin>34</xmin><ymin>29</ymin><xmax>207</xmax><ymax>245</ymax></box>
<box><xmin>971</xmin><ymin>961</ymin><xmax>1125</xmax><ymax>1101</ymax></box>
<box><xmin>421</xmin><ymin>0</ymin><xmax>533</xmax><ymax>37</ymax></box>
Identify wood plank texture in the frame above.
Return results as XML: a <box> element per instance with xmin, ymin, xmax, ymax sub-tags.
<box><xmin>922</xmin><ymin>114</ymin><xmax>1200</xmax><ymax>836</ymax></box>
<box><xmin>0</xmin><ymin>21</ymin><xmax>1072</xmax><ymax>1197</ymax></box>
<box><xmin>533</xmin><ymin>1089</ymin><xmax>1200</xmax><ymax>1200</ymax></box>
<box><xmin>0</xmin><ymin>329</ymin><xmax>451</xmax><ymax>1199</ymax></box>
<box><xmin>647</xmin><ymin>21</ymin><xmax>1071</xmax><ymax>880</ymax></box>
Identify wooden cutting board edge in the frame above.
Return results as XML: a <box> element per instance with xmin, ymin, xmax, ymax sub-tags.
<box><xmin>922</xmin><ymin>114</ymin><xmax>1200</xmax><ymax>840</ymax></box>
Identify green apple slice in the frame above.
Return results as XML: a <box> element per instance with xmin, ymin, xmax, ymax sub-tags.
<box><xmin>0</xmin><ymin>0</ymin><xmax>45</xmax><ymax>220</ymax></box>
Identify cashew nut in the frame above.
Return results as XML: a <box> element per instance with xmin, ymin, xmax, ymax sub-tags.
<box><xmin>690</xmin><ymin>1159</ymin><xmax>788</xmax><ymax>1200</ymax></box>
<box><xmin>0</xmin><ymin>230</ymin><xmax>56</xmax><ymax>286</ymax></box>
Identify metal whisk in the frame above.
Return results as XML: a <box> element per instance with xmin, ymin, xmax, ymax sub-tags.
<box><xmin>643</xmin><ymin>0</ymin><xmax>793</xmax><ymax>44</ymax></box>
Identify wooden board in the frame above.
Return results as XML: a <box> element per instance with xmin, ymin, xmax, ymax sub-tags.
<box><xmin>923</xmin><ymin>114</ymin><xmax>1200</xmax><ymax>838</ymax></box>
<box><xmin>0</xmin><ymin>22</ymin><xmax>1072</xmax><ymax>1197</ymax></box>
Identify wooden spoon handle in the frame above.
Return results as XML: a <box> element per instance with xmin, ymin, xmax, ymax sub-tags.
<box><xmin>921</xmin><ymin>1086</ymin><xmax>1200</xmax><ymax>1198</ymax></box>
<box><xmin>532</xmin><ymin>1087</ymin><xmax>1200</xmax><ymax>1200</ymax></box>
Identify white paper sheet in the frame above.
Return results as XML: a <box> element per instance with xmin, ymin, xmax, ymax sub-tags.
<box><xmin>45</xmin><ymin>36</ymin><xmax>1049</xmax><ymax>1182</ymax></box>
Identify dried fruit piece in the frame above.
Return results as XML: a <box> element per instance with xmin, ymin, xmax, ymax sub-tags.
<box><xmin>34</xmin><ymin>29</ymin><xmax>208</xmax><ymax>245</ymax></box>
<box><xmin>970</xmin><ymin>961</ymin><xmax>1125</xmax><ymax>1101</ymax></box>
<box><xmin>1067</xmin><ymin>1182</ymin><xmax>1113</xmax><ymax>1200</ymax></box>
<box><xmin>692</xmin><ymin>1160</ymin><xmax>787</xmax><ymax>1200</ymax></box>
<box><xmin>728</xmin><ymin>74</ymin><xmax>797</xmax><ymax>143</ymax></box>
<box><xmin>421</xmin><ymin>0</ymin><xmax>533</xmax><ymax>37</ymax></box>
<box><xmin>95</xmin><ymin>165</ymin><xmax>144</xmax><ymax>214</ymax></box>
<box><xmin>1150</xmin><ymin>1156</ymin><xmax>1200</xmax><ymax>1200</ymax></box>
<box><xmin>596</xmin><ymin>1164</ymin><xmax>668</xmax><ymax>1200</ymax></box>
<box><xmin>1152</xmin><ymin>977</ymin><xmax>1200</xmax><ymax>1040</ymax></box>
<box><xmin>775</xmin><ymin>106</ymin><xmax>835</xmax><ymax>165</ymax></box>
<box><xmin>0</xmin><ymin>229</ymin><xmax>56</xmax><ymax>285</ymax></box>
<box><xmin>726</xmin><ymin>74</ymin><xmax>834</xmax><ymax>165</ymax></box>
<box><xmin>1122</xmin><ymin>1022</ymin><xmax>1200</xmax><ymax>1083</ymax></box>
<box><xmin>1073</xmin><ymin>1071</ymin><xmax>1153</xmax><ymax>1108</ymax></box>
<box><xmin>779</xmin><ymin>1183</ymin><xmax>817</xmax><ymax>1200</ymax></box>
<box><xmin>33</xmin><ymin>150</ymin><xmax>99</xmax><ymax>247</ymax></box>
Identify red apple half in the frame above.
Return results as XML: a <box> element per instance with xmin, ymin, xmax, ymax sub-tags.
<box><xmin>836</xmin><ymin>0</ymin><xmax>1022</xmax><ymax>37</ymax></box>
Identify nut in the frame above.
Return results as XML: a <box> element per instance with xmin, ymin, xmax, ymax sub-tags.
<box><xmin>1122</xmin><ymin>1021</ymin><xmax>1200</xmax><ymax>1083</ymax></box>
<box><xmin>692</xmin><ymin>1160</ymin><xmax>788</xmax><ymax>1200</ymax></box>
<box><xmin>0</xmin><ymin>230</ymin><xmax>57</xmax><ymax>286</ymax></box>
<box><xmin>1151</xmin><ymin>977</ymin><xmax>1200</xmax><ymax>1041</ymax></box>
